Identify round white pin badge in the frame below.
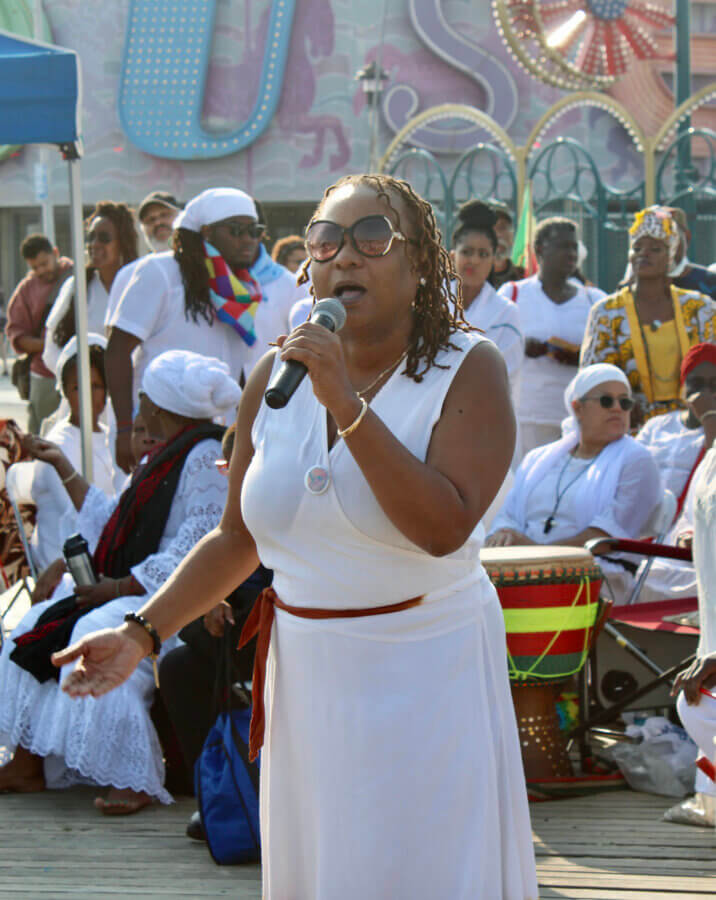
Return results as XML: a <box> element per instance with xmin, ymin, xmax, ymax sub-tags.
<box><xmin>304</xmin><ymin>465</ymin><xmax>331</xmax><ymax>495</ymax></box>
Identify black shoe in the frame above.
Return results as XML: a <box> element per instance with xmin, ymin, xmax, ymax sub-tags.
<box><xmin>186</xmin><ymin>810</ymin><xmax>206</xmax><ymax>841</ymax></box>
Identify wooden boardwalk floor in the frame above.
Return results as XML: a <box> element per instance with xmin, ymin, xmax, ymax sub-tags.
<box><xmin>1</xmin><ymin>787</ymin><xmax>714</xmax><ymax>897</ymax></box>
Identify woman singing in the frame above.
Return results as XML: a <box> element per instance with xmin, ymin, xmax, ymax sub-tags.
<box><xmin>52</xmin><ymin>175</ymin><xmax>538</xmax><ymax>898</ymax></box>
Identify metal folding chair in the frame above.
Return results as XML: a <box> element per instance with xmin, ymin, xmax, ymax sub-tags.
<box><xmin>569</xmin><ymin>491</ymin><xmax>698</xmax><ymax>759</ymax></box>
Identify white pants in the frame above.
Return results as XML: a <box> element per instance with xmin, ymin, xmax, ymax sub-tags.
<box><xmin>678</xmin><ymin>691</ymin><xmax>716</xmax><ymax>796</ymax></box>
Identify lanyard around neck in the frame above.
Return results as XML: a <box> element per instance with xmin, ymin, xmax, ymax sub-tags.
<box><xmin>543</xmin><ymin>452</ymin><xmax>593</xmax><ymax>535</ymax></box>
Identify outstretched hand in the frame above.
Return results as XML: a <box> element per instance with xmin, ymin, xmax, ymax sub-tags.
<box><xmin>52</xmin><ymin>626</ymin><xmax>147</xmax><ymax>698</ymax></box>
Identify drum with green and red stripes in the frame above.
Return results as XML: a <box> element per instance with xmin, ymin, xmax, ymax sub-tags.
<box><xmin>480</xmin><ymin>546</ymin><xmax>603</xmax><ymax>682</ymax></box>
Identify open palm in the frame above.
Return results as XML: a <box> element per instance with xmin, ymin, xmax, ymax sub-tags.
<box><xmin>52</xmin><ymin>628</ymin><xmax>145</xmax><ymax>698</ymax></box>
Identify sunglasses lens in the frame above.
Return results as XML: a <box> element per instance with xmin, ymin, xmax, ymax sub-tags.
<box><xmin>597</xmin><ymin>395</ymin><xmax>633</xmax><ymax>410</ymax></box>
<box><xmin>306</xmin><ymin>222</ymin><xmax>342</xmax><ymax>261</ymax></box>
<box><xmin>353</xmin><ymin>216</ymin><xmax>393</xmax><ymax>257</ymax></box>
<box><xmin>249</xmin><ymin>224</ymin><xmax>265</xmax><ymax>239</ymax></box>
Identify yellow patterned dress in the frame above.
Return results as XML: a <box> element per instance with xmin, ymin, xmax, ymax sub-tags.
<box><xmin>580</xmin><ymin>286</ymin><xmax>716</xmax><ymax>422</ymax></box>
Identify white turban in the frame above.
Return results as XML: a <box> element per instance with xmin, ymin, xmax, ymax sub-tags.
<box><xmin>173</xmin><ymin>188</ymin><xmax>257</xmax><ymax>232</ymax></box>
<box><xmin>55</xmin><ymin>333</ymin><xmax>107</xmax><ymax>396</ymax></box>
<box><xmin>562</xmin><ymin>363</ymin><xmax>631</xmax><ymax>435</ymax></box>
<box><xmin>141</xmin><ymin>350</ymin><xmax>242</xmax><ymax>420</ymax></box>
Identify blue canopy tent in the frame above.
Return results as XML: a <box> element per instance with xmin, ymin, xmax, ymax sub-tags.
<box><xmin>0</xmin><ymin>29</ymin><xmax>94</xmax><ymax>479</ymax></box>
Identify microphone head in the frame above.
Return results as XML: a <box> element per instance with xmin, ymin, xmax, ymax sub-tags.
<box><xmin>312</xmin><ymin>298</ymin><xmax>347</xmax><ymax>333</ymax></box>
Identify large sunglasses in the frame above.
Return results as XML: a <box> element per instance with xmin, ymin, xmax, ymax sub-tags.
<box><xmin>582</xmin><ymin>395</ymin><xmax>634</xmax><ymax>411</ymax></box>
<box><xmin>217</xmin><ymin>222</ymin><xmax>266</xmax><ymax>239</ymax></box>
<box><xmin>305</xmin><ymin>215</ymin><xmax>408</xmax><ymax>262</ymax></box>
<box><xmin>85</xmin><ymin>231</ymin><xmax>114</xmax><ymax>245</ymax></box>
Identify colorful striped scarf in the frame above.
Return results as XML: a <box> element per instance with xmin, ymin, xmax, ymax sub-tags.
<box><xmin>204</xmin><ymin>240</ymin><xmax>263</xmax><ymax>346</ymax></box>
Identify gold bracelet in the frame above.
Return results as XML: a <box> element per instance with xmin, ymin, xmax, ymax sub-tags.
<box><xmin>61</xmin><ymin>470</ymin><xmax>78</xmax><ymax>486</ymax></box>
<box><xmin>702</xmin><ymin>410</ymin><xmax>716</xmax><ymax>421</ymax></box>
<box><xmin>337</xmin><ymin>397</ymin><xmax>368</xmax><ymax>439</ymax></box>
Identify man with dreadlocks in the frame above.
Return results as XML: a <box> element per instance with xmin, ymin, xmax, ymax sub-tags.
<box><xmin>54</xmin><ymin>174</ymin><xmax>538</xmax><ymax>899</ymax></box>
<box><xmin>105</xmin><ymin>187</ymin><xmax>304</xmax><ymax>472</ymax></box>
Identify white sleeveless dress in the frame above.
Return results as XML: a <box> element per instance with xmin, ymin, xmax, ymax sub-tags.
<box><xmin>241</xmin><ymin>330</ymin><xmax>537</xmax><ymax>899</ymax></box>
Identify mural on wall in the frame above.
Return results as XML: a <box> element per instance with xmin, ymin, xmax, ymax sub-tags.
<box><xmin>201</xmin><ymin>0</ymin><xmax>350</xmax><ymax>169</ymax></box>
<box><xmin>119</xmin><ymin>0</ymin><xmax>294</xmax><ymax>160</ymax></box>
<box><xmin>0</xmin><ymin>0</ymin><xmax>713</xmax><ymax>208</ymax></box>
<box><xmin>377</xmin><ymin>0</ymin><xmax>519</xmax><ymax>153</ymax></box>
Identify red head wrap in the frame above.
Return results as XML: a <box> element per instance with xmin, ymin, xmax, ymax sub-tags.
<box><xmin>680</xmin><ymin>342</ymin><xmax>716</xmax><ymax>385</ymax></box>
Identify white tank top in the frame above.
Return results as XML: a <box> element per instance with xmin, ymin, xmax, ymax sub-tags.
<box><xmin>241</xmin><ymin>329</ymin><xmax>489</xmax><ymax>609</ymax></box>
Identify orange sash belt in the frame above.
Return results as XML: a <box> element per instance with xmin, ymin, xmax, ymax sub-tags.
<box><xmin>237</xmin><ymin>586</ymin><xmax>423</xmax><ymax>761</ymax></box>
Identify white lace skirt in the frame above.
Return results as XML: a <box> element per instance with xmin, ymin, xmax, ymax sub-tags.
<box><xmin>0</xmin><ymin>593</ymin><xmax>174</xmax><ymax>803</ymax></box>
<box><xmin>260</xmin><ymin>572</ymin><xmax>538</xmax><ymax>899</ymax></box>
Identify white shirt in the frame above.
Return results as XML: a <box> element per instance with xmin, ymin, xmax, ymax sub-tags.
<box><xmin>635</xmin><ymin>410</ymin><xmax>704</xmax><ymax>501</ymax></box>
<box><xmin>456</xmin><ymin>280</ymin><xmax>523</xmax><ymax>388</ymax></box>
<box><xmin>76</xmin><ymin>438</ymin><xmax>227</xmax><ymax>597</ymax></box>
<box><xmin>289</xmin><ymin>296</ymin><xmax>313</xmax><ymax>331</ymax></box>
<box><xmin>107</xmin><ymin>252</ymin><xmax>302</xmax><ymax>401</ymax></box>
<box><xmin>498</xmin><ymin>275</ymin><xmax>604</xmax><ymax>426</ymax></box>
<box><xmin>692</xmin><ymin>449</ymin><xmax>716</xmax><ymax>655</ymax></box>
<box><xmin>105</xmin><ymin>258</ymin><xmax>143</xmax><ymax>328</ymax></box>
<box><xmin>26</xmin><ymin>419</ymin><xmax>116</xmax><ymax>570</ymax></box>
<box><xmin>490</xmin><ymin>445</ymin><xmax>661</xmax><ymax>544</ymax></box>
<box><xmin>43</xmin><ymin>272</ymin><xmax>110</xmax><ymax>374</ymax></box>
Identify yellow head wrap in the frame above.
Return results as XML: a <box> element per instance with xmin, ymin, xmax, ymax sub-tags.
<box><xmin>628</xmin><ymin>206</ymin><xmax>680</xmax><ymax>267</ymax></box>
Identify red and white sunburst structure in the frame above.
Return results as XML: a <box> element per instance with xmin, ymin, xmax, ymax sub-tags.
<box><xmin>494</xmin><ymin>0</ymin><xmax>675</xmax><ymax>90</ymax></box>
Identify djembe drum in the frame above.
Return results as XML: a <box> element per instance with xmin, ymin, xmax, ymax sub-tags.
<box><xmin>480</xmin><ymin>546</ymin><xmax>603</xmax><ymax>783</ymax></box>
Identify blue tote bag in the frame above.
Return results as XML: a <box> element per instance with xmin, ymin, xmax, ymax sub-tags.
<box><xmin>195</xmin><ymin>636</ymin><xmax>261</xmax><ymax>865</ymax></box>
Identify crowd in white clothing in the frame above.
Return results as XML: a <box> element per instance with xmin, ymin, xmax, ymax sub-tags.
<box><xmin>1</xmin><ymin>180</ymin><xmax>716</xmax><ymax>896</ymax></box>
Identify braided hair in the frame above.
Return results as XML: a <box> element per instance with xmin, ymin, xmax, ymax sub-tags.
<box><xmin>53</xmin><ymin>201</ymin><xmax>138</xmax><ymax>348</ymax></box>
<box><xmin>298</xmin><ymin>173</ymin><xmax>470</xmax><ymax>382</ymax></box>
<box><xmin>172</xmin><ymin>227</ymin><xmax>214</xmax><ymax>324</ymax></box>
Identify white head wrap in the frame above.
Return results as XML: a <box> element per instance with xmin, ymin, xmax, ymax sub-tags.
<box><xmin>503</xmin><ymin>363</ymin><xmax>644</xmax><ymax>537</ymax></box>
<box><xmin>629</xmin><ymin>206</ymin><xmax>680</xmax><ymax>269</ymax></box>
<box><xmin>55</xmin><ymin>333</ymin><xmax>107</xmax><ymax>396</ymax></box>
<box><xmin>173</xmin><ymin>188</ymin><xmax>257</xmax><ymax>232</ymax></box>
<box><xmin>562</xmin><ymin>363</ymin><xmax>631</xmax><ymax>436</ymax></box>
<box><xmin>141</xmin><ymin>350</ymin><xmax>242</xmax><ymax>420</ymax></box>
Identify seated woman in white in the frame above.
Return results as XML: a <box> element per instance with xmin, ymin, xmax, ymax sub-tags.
<box><xmin>486</xmin><ymin>363</ymin><xmax>662</xmax><ymax>600</ymax></box>
<box><xmin>635</xmin><ymin>344</ymin><xmax>716</xmax><ymax>604</ymax></box>
<box><xmin>15</xmin><ymin>335</ymin><xmax>116</xmax><ymax>571</ymax></box>
<box><xmin>450</xmin><ymin>200</ymin><xmax>523</xmax><ymax>393</ymax></box>
<box><xmin>0</xmin><ymin>350</ymin><xmax>240</xmax><ymax>814</ymax></box>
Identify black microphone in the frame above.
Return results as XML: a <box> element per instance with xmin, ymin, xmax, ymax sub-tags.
<box><xmin>264</xmin><ymin>298</ymin><xmax>347</xmax><ymax>409</ymax></box>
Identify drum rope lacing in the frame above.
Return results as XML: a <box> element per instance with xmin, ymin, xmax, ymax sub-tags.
<box><xmin>504</xmin><ymin>575</ymin><xmax>597</xmax><ymax>683</ymax></box>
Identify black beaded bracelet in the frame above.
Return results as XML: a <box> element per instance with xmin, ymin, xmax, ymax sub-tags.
<box><xmin>124</xmin><ymin>613</ymin><xmax>161</xmax><ymax>687</ymax></box>
<box><xmin>124</xmin><ymin>613</ymin><xmax>161</xmax><ymax>657</ymax></box>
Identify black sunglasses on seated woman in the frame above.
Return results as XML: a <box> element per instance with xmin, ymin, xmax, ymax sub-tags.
<box><xmin>305</xmin><ymin>215</ymin><xmax>409</xmax><ymax>262</ymax></box>
<box><xmin>582</xmin><ymin>395</ymin><xmax>634</xmax><ymax>411</ymax></box>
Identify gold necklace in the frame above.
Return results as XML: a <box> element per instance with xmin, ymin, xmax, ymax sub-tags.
<box><xmin>356</xmin><ymin>350</ymin><xmax>408</xmax><ymax>399</ymax></box>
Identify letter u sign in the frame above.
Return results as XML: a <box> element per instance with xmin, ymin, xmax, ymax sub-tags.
<box><xmin>119</xmin><ymin>0</ymin><xmax>295</xmax><ymax>159</ymax></box>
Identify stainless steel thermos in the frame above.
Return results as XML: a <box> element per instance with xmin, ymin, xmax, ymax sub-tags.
<box><xmin>63</xmin><ymin>534</ymin><xmax>97</xmax><ymax>587</ymax></box>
